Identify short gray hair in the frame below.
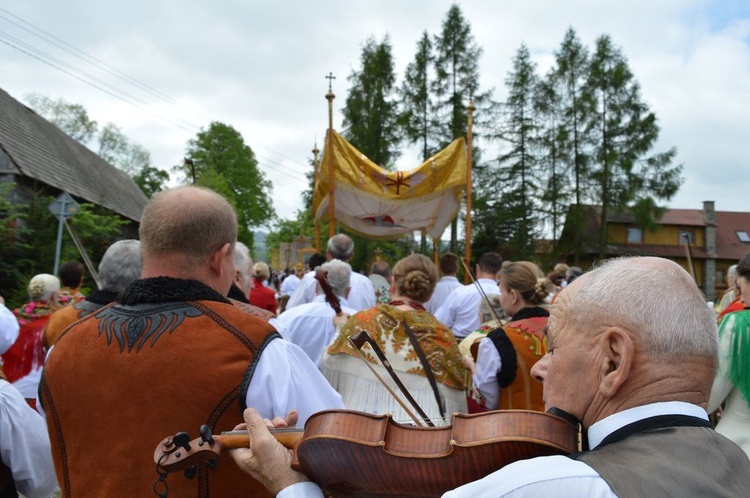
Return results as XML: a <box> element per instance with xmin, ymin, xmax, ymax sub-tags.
<box><xmin>567</xmin><ymin>257</ymin><xmax>717</xmax><ymax>365</ymax></box>
<box><xmin>233</xmin><ymin>242</ymin><xmax>253</xmax><ymax>283</ymax></box>
<box><xmin>319</xmin><ymin>259</ymin><xmax>351</xmax><ymax>298</ymax></box>
<box><xmin>28</xmin><ymin>273</ymin><xmax>60</xmax><ymax>302</ymax></box>
<box><xmin>327</xmin><ymin>234</ymin><xmax>354</xmax><ymax>261</ymax></box>
<box><xmin>98</xmin><ymin>240</ymin><xmax>142</xmax><ymax>293</ymax></box>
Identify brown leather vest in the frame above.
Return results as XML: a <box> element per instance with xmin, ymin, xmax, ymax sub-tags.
<box><xmin>41</xmin><ymin>298</ymin><xmax>278</xmax><ymax>497</ymax></box>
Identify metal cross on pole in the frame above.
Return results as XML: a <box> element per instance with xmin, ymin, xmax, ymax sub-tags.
<box><xmin>325</xmin><ymin>72</ymin><xmax>336</xmax><ymax>91</ymax></box>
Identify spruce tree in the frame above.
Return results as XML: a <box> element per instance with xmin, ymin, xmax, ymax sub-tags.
<box><xmin>585</xmin><ymin>35</ymin><xmax>682</xmax><ymax>258</ymax></box>
<box><xmin>342</xmin><ymin>35</ymin><xmax>401</xmax><ymax>168</ymax></box>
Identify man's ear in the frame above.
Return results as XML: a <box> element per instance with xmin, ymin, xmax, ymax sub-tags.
<box><xmin>599</xmin><ymin>327</ymin><xmax>634</xmax><ymax>398</ymax></box>
<box><xmin>209</xmin><ymin>243</ymin><xmax>231</xmax><ymax>276</ymax></box>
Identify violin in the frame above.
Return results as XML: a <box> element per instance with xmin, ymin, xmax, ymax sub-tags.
<box><xmin>155</xmin><ymin>408</ymin><xmax>579</xmax><ymax>498</ymax></box>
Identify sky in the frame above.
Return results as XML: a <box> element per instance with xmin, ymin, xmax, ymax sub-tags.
<box><xmin>1</xmin><ymin>0</ymin><xmax>749</xmax><ymax>230</ymax></box>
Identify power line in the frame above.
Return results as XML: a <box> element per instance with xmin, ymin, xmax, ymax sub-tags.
<box><xmin>0</xmin><ymin>7</ymin><xmax>214</xmax><ymax>124</ymax></box>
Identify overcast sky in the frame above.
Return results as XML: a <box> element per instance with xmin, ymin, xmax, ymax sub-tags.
<box><xmin>1</xmin><ymin>0</ymin><xmax>748</xmax><ymax>228</ymax></box>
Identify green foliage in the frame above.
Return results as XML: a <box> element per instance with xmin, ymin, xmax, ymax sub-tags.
<box><xmin>342</xmin><ymin>36</ymin><xmax>401</xmax><ymax>168</ymax></box>
<box><xmin>24</xmin><ymin>93</ymin><xmax>164</xmax><ymax>198</ymax></box>
<box><xmin>25</xmin><ymin>93</ymin><xmax>98</xmax><ymax>143</ymax></box>
<box><xmin>584</xmin><ymin>35</ymin><xmax>682</xmax><ymax>257</ymax></box>
<box><xmin>179</xmin><ymin>122</ymin><xmax>275</xmax><ymax>248</ymax></box>
<box><xmin>400</xmin><ymin>31</ymin><xmax>438</xmax><ymax>161</ymax></box>
<box><xmin>0</xmin><ymin>184</ymin><xmax>127</xmax><ymax>309</ymax></box>
<box><xmin>133</xmin><ymin>166</ymin><xmax>170</xmax><ymax>198</ymax></box>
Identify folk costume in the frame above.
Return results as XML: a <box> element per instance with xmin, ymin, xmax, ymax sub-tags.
<box><xmin>40</xmin><ymin>277</ymin><xmax>342</xmax><ymax>498</ymax></box>
<box><xmin>56</xmin><ymin>287</ymin><xmax>85</xmax><ymax>307</ymax></box>
<box><xmin>42</xmin><ymin>289</ymin><xmax>118</xmax><ymax>349</ymax></box>
<box><xmin>469</xmin><ymin>307</ymin><xmax>548</xmax><ymax>412</ymax></box>
<box><xmin>322</xmin><ymin>303</ymin><xmax>469</xmax><ymax>426</ymax></box>
<box><xmin>709</xmin><ymin>308</ymin><xmax>750</xmax><ymax>458</ymax></box>
<box><xmin>3</xmin><ymin>301</ymin><xmax>52</xmax><ymax>408</ymax></box>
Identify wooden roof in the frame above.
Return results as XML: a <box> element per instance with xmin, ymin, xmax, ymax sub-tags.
<box><xmin>0</xmin><ymin>87</ymin><xmax>147</xmax><ymax>221</ymax></box>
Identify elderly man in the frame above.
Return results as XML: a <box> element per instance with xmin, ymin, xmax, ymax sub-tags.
<box><xmin>40</xmin><ymin>186</ymin><xmax>342</xmax><ymax>497</ymax></box>
<box><xmin>229</xmin><ymin>241</ymin><xmax>275</xmax><ymax>321</ymax></box>
<box><xmin>285</xmin><ymin>234</ymin><xmax>375</xmax><ymax>312</ymax></box>
<box><xmin>434</xmin><ymin>252</ymin><xmax>502</xmax><ymax>340</ymax></box>
<box><xmin>43</xmin><ymin>239</ymin><xmax>141</xmax><ymax>349</ymax></box>
<box><xmin>230</xmin><ymin>257</ymin><xmax>750</xmax><ymax>497</ymax></box>
<box><xmin>271</xmin><ymin>259</ymin><xmax>357</xmax><ymax>367</ymax></box>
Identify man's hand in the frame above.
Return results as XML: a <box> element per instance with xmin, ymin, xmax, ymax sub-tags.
<box><xmin>229</xmin><ymin>408</ymin><xmax>309</xmax><ymax>494</ymax></box>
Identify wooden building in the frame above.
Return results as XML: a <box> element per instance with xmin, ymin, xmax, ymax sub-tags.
<box><xmin>559</xmin><ymin>202</ymin><xmax>750</xmax><ymax>301</ymax></box>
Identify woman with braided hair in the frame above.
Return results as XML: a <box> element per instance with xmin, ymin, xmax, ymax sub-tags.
<box><xmin>322</xmin><ymin>253</ymin><xmax>469</xmax><ymax>426</ymax></box>
<box><xmin>465</xmin><ymin>261</ymin><xmax>554</xmax><ymax>412</ymax></box>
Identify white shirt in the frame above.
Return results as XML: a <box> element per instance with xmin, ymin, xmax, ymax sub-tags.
<box><xmin>0</xmin><ymin>380</ymin><xmax>58</xmax><ymax>498</ymax></box>
<box><xmin>434</xmin><ymin>278</ymin><xmax>500</xmax><ymax>339</ymax></box>
<box><xmin>280</xmin><ymin>274</ymin><xmax>301</xmax><ymax>296</ymax></box>
<box><xmin>246</xmin><ymin>337</ymin><xmax>344</xmax><ymax>426</ymax></box>
<box><xmin>0</xmin><ymin>304</ymin><xmax>19</xmax><ymax>355</ymax></box>
<box><xmin>270</xmin><ymin>295</ymin><xmax>357</xmax><ymax>368</ymax></box>
<box><xmin>425</xmin><ymin>276</ymin><xmax>462</xmax><ymax>314</ymax></box>
<box><xmin>279</xmin><ymin>401</ymin><xmax>707</xmax><ymax>498</ymax></box>
<box><xmin>285</xmin><ymin>270</ymin><xmax>376</xmax><ymax>312</ymax></box>
<box><xmin>472</xmin><ymin>337</ymin><xmax>503</xmax><ymax>409</ymax></box>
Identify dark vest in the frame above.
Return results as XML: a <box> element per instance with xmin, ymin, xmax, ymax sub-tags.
<box><xmin>40</xmin><ymin>278</ymin><xmax>278</xmax><ymax>497</ymax></box>
<box><xmin>575</xmin><ymin>415</ymin><xmax>750</xmax><ymax>497</ymax></box>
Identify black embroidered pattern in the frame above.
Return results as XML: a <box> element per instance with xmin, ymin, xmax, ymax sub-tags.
<box><xmin>96</xmin><ymin>303</ymin><xmax>203</xmax><ymax>353</ymax></box>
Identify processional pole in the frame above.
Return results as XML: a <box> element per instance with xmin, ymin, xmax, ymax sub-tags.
<box><xmin>325</xmin><ymin>72</ymin><xmax>336</xmax><ymax>238</ymax></box>
<box><xmin>465</xmin><ymin>100</ymin><xmax>475</xmax><ymax>284</ymax></box>
<box><xmin>312</xmin><ymin>141</ymin><xmax>320</xmax><ymax>251</ymax></box>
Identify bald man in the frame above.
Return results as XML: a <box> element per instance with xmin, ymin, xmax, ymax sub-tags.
<box><xmin>231</xmin><ymin>257</ymin><xmax>750</xmax><ymax>497</ymax></box>
<box><xmin>40</xmin><ymin>186</ymin><xmax>342</xmax><ymax>497</ymax></box>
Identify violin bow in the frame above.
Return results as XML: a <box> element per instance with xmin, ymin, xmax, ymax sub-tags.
<box><xmin>314</xmin><ymin>267</ymin><xmax>342</xmax><ymax>315</ymax></box>
<box><xmin>348</xmin><ymin>331</ymin><xmax>434</xmax><ymax>427</ymax></box>
<box><xmin>461</xmin><ymin>257</ymin><xmax>502</xmax><ymax>323</ymax></box>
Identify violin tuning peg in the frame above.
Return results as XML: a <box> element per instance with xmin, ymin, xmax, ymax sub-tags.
<box><xmin>199</xmin><ymin>425</ymin><xmax>215</xmax><ymax>445</ymax></box>
<box><xmin>184</xmin><ymin>465</ymin><xmax>197</xmax><ymax>480</ymax></box>
<box><xmin>172</xmin><ymin>431</ymin><xmax>192</xmax><ymax>452</ymax></box>
<box><xmin>207</xmin><ymin>459</ymin><xmax>218</xmax><ymax>471</ymax></box>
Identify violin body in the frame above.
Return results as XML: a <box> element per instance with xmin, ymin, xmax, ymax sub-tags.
<box><xmin>155</xmin><ymin>409</ymin><xmax>578</xmax><ymax>497</ymax></box>
<box><xmin>294</xmin><ymin>409</ymin><xmax>578</xmax><ymax>498</ymax></box>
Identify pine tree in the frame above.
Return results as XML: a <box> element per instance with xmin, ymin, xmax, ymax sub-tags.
<box><xmin>432</xmin><ymin>4</ymin><xmax>495</xmax><ymax>252</ymax></box>
<box><xmin>342</xmin><ymin>35</ymin><xmax>401</xmax><ymax>168</ymax></box>
<box><xmin>546</xmin><ymin>28</ymin><xmax>595</xmax><ymax>263</ymax></box>
<box><xmin>400</xmin><ymin>31</ymin><xmax>437</xmax><ymax>161</ymax></box>
<box><xmin>585</xmin><ymin>35</ymin><xmax>682</xmax><ymax>258</ymax></box>
<box><xmin>494</xmin><ymin>44</ymin><xmax>543</xmax><ymax>259</ymax></box>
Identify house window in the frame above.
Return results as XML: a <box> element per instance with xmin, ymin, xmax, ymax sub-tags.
<box><xmin>679</xmin><ymin>230</ymin><xmax>694</xmax><ymax>244</ymax></box>
<box><xmin>627</xmin><ymin>227</ymin><xmax>643</xmax><ymax>244</ymax></box>
<box><xmin>737</xmin><ymin>231</ymin><xmax>750</xmax><ymax>243</ymax></box>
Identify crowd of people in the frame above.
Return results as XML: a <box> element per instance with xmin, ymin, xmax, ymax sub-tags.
<box><xmin>0</xmin><ymin>185</ymin><xmax>748</xmax><ymax>497</ymax></box>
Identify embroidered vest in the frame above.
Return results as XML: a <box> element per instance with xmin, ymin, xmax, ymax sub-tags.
<box><xmin>575</xmin><ymin>416</ymin><xmax>750</xmax><ymax>497</ymax></box>
<box><xmin>487</xmin><ymin>308</ymin><xmax>547</xmax><ymax>411</ymax></box>
<box><xmin>41</xmin><ymin>298</ymin><xmax>278</xmax><ymax>498</ymax></box>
